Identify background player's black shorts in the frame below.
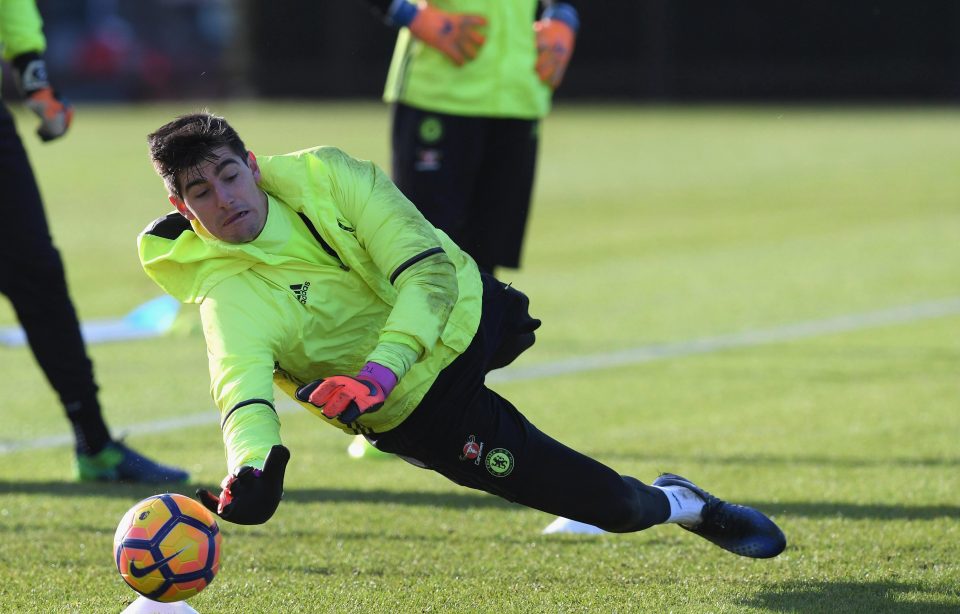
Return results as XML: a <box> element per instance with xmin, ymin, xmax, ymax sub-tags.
<box><xmin>374</xmin><ymin>274</ymin><xmax>669</xmax><ymax>531</ymax></box>
<box><xmin>391</xmin><ymin>103</ymin><xmax>539</xmax><ymax>272</ymax></box>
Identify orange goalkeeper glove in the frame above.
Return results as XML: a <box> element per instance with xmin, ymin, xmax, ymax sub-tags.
<box><xmin>387</xmin><ymin>0</ymin><xmax>487</xmax><ymax>66</ymax></box>
<box><xmin>534</xmin><ymin>3</ymin><xmax>579</xmax><ymax>90</ymax></box>
<box><xmin>296</xmin><ymin>362</ymin><xmax>397</xmax><ymax>425</ymax></box>
<box><xmin>13</xmin><ymin>53</ymin><xmax>73</xmax><ymax>142</ymax></box>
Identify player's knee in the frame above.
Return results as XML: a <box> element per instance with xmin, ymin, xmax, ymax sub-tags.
<box><xmin>489</xmin><ymin>330</ymin><xmax>536</xmax><ymax>370</ymax></box>
<box><xmin>3</xmin><ymin>248</ymin><xmax>67</xmax><ymax>299</ymax></box>
<box><xmin>488</xmin><ymin>283</ymin><xmax>541</xmax><ymax>370</ymax></box>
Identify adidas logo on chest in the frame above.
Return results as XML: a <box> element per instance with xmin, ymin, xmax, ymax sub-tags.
<box><xmin>290</xmin><ymin>282</ymin><xmax>311</xmax><ymax>305</ymax></box>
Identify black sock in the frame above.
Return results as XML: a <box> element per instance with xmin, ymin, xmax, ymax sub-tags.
<box><xmin>65</xmin><ymin>397</ymin><xmax>112</xmax><ymax>455</ymax></box>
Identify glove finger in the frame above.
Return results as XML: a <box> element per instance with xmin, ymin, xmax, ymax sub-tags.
<box><xmin>295</xmin><ymin>380</ymin><xmax>323</xmax><ymax>403</ymax></box>
<box><xmin>297</xmin><ymin>379</ymin><xmax>341</xmax><ymax>407</ymax></box>
<box><xmin>540</xmin><ymin>54</ymin><xmax>561</xmax><ymax>83</ymax></box>
<box><xmin>536</xmin><ymin>58</ymin><xmax>552</xmax><ymax>82</ymax></box>
<box><xmin>519</xmin><ymin>317</ymin><xmax>542</xmax><ymax>334</ymax></box>
<box><xmin>38</xmin><ymin>117</ymin><xmax>68</xmax><ymax>141</ymax></box>
<box><xmin>462</xmin><ymin>15</ymin><xmax>487</xmax><ymax>28</ymax></box>
<box><xmin>262</xmin><ymin>444</ymin><xmax>291</xmax><ymax>478</ymax></box>
<box><xmin>320</xmin><ymin>388</ymin><xmax>354</xmax><ymax>418</ymax></box>
<box><xmin>196</xmin><ymin>488</ymin><xmax>222</xmax><ymax>517</ymax></box>
<box><xmin>58</xmin><ymin>106</ymin><xmax>74</xmax><ymax>132</ymax></box>
<box><xmin>461</xmin><ymin>37</ymin><xmax>483</xmax><ymax>59</ymax></box>
<box><xmin>312</xmin><ymin>380</ymin><xmax>345</xmax><ymax>405</ymax></box>
<box><xmin>462</xmin><ymin>26</ymin><xmax>486</xmax><ymax>45</ymax></box>
<box><xmin>457</xmin><ymin>40</ymin><xmax>477</xmax><ymax>61</ymax></box>
<box><xmin>337</xmin><ymin>402</ymin><xmax>362</xmax><ymax>425</ymax></box>
<box><xmin>443</xmin><ymin>45</ymin><xmax>466</xmax><ymax>66</ymax></box>
<box><xmin>551</xmin><ymin>66</ymin><xmax>567</xmax><ymax>89</ymax></box>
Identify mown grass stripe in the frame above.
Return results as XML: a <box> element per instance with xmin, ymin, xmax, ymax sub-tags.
<box><xmin>3</xmin><ymin>296</ymin><xmax>958</xmax><ymax>455</ymax></box>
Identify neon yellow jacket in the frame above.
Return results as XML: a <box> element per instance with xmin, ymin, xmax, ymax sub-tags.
<box><xmin>0</xmin><ymin>0</ymin><xmax>45</xmax><ymax>82</ymax></box>
<box><xmin>139</xmin><ymin>147</ymin><xmax>482</xmax><ymax>472</ymax></box>
<box><xmin>384</xmin><ymin>0</ymin><xmax>551</xmax><ymax>119</ymax></box>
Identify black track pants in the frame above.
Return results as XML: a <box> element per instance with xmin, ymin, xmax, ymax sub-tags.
<box><xmin>0</xmin><ymin>103</ymin><xmax>99</xmax><ymax>407</ymax></box>
<box><xmin>375</xmin><ymin>274</ymin><xmax>670</xmax><ymax>532</ymax></box>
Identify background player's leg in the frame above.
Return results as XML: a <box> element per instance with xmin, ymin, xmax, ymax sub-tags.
<box><xmin>0</xmin><ymin>103</ymin><xmax>108</xmax><ymax>456</ymax></box>
<box><xmin>0</xmin><ymin>103</ymin><xmax>187</xmax><ymax>484</ymax></box>
<box><xmin>470</xmin><ymin>117</ymin><xmax>539</xmax><ymax>272</ymax></box>
<box><xmin>390</xmin><ymin>103</ymin><xmax>487</xmax><ymax>266</ymax></box>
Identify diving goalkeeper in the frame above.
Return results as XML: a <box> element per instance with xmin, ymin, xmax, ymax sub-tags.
<box><xmin>139</xmin><ymin>111</ymin><xmax>786</xmax><ymax>559</ymax></box>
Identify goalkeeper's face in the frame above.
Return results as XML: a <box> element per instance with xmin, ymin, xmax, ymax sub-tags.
<box><xmin>170</xmin><ymin>147</ymin><xmax>268</xmax><ymax>244</ymax></box>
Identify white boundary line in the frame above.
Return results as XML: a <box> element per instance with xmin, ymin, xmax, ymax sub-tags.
<box><xmin>488</xmin><ymin>296</ymin><xmax>960</xmax><ymax>384</ymax></box>
<box><xmin>3</xmin><ymin>296</ymin><xmax>959</xmax><ymax>455</ymax></box>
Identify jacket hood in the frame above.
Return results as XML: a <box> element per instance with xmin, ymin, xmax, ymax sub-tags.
<box><xmin>138</xmin><ymin>213</ymin><xmax>259</xmax><ymax>303</ymax></box>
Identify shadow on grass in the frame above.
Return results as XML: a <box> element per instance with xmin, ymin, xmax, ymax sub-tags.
<box><xmin>0</xmin><ymin>479</ymin><xmax>193</xmax><ymax>500</ymax></box>
<box><xmin>1</xmin><ymin>481</ymin><xmax>956</xmax><ymax>520</ymax></box>
<box><xmin>744</xmin><ymin>580</ymin><xmax>960</xmax><ymax>613</ymax></box>
<box><xmin>0</xmin><ymin>480</ymin><xmax>514</xmax><ymax>510</ymax></box>
<box><xmin>281</xmin><ymin>487</ymin><xmax>516</xmax><ymax>510</ymax></box>
<box><xmin>593</xmin><ymin>450</ymin><xmax>960</xmax><ymax>470</ymax></box>
<box><xmin>739</xmin><ymin>501</ymin><xmax>960</xmax><ymax>521</ymax></box>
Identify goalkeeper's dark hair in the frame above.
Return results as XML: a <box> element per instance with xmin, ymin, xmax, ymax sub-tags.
<box><xmin>148</xmin><ymin>111</ymin><xmax>248</xmax><ymax>199</ymax></box>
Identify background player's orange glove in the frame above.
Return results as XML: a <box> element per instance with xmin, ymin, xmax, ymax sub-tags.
<box><xmin>13</xmin><ymin>53</ymin><xmax>73</xmax><ymax>142</ymax></box>
<box><xmin>534</xmin><ymin>3</ymin><xmax>579</xmax><ymax>90</ymax></box>
<box><xmin>387</xmin><ymin>0</ymin><xmax>487</xmax><ymax>66</ymax></box>
<box><xmin>296</xmin><ymin>362</ymin><xmax>397</xmax><ymax>425</ymax></box>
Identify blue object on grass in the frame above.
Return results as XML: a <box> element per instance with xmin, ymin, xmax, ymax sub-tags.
<box><xmin>0</xmin><ymin>295</ymin><xmax>180</xmax><ymax>346</ymax></box>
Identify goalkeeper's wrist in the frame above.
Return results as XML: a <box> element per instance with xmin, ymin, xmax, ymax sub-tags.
<box><xmin>358</xmin><ymin>362</ymin><xmax>398</xmax><ymax>397</ymax></box>
<box><xmin>386</xmin><ymin>0</ymin><xmax>421</xmax><ymax>27</ymax></box>
<box><xmin>12</xmin><ymin>52</ymin><xmax>50</xmax><ymax>94</ymax></box>
<box><xmin>543</xmin><ymin>3</ymin><xmax>579</xmax><ymax>33</ymax></box>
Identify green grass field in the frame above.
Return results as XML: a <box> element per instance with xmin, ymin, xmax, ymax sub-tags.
<box><xmin>0</xmin><ymin>102</ymin><xmax>958</xmax><ymax>613</ymax></box>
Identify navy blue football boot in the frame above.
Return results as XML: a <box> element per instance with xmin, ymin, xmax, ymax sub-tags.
<box><xmin>76</xmin><ymin>440</ymin><xmax>189</xmax><ymax>483</ymax></box>
<box><xmin>653</xmin><ymin>473</ymin><xmax>786</xmax><ymax>558</ymax></box>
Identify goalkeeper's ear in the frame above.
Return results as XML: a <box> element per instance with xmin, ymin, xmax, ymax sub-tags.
<box><xmin>168</xmin><ymin>195</ymin><xmax>194</xmax><ymax>219</ymax></box>
<box><xmin>247</xmin><ymin>151</ymin><xmax>262</xmax><ymax>184</ymax></box>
